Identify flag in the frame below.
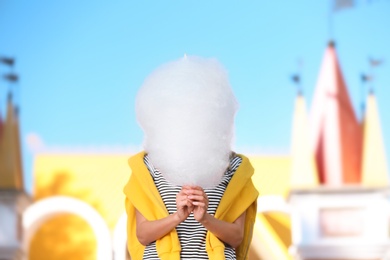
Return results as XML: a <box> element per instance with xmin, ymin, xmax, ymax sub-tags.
<box><xmin>333</xmin><ymin>0</ymin><xmax>355</xmax><ymax>11</ymax></box>
<box><xmin>0</xmin><ymin>57</ymin><xmax>15</xmax><ymax>66</ymax></box>
<box><xmin>361</xmin><ymin>73</ymin><xmax>373</xmax><ymax>82</ymax></box>
<box><xmin>369</xmin><ymin>57</ymin><xmax>384</xmax><ymax>67</ymax></box>
<box><xmin>3</xmin><ymin>73</ymin><xmax>18</xmax><ymax>82</ymax></box>
<box><xmin>291</xmin><ymin>74</ymin><xmax>300</xmax><ymax>84</ymax></box>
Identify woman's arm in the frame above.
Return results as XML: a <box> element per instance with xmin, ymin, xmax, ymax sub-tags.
<box><xmin>200</xmin><ymin>211</ymin><xmax>246</xmax><ymax>249</ymax></box>
<box><xmin>186</xmin><ymin>185</ymin><xmax>246</xmax><ymax>248</ymax></box>
<box><xmin>135</xmin><ymin>209</ymin><xmax>181</xmax><ymax>246</ymax></box>
<box><xmin>135</xmin><ymin>188</ymin><xmax>193</xmax><ymax>246</ymax></box>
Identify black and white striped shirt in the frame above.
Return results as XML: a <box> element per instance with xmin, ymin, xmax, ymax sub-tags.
<box><xmin>142</xmin><ymin>154</ymin><xmax>242</xmax><ymax>260</ymax></box>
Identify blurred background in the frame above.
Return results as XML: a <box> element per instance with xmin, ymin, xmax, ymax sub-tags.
<box><xmin>0</xmin><ymin>0</ymin><xmax>390</xmax><ymax>259</ymax></box>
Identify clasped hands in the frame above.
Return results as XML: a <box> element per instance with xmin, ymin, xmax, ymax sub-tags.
<box><xmin>176</xmin><ymin>185</ymin><xmax>209</xmax><ymax>223</ymax></box>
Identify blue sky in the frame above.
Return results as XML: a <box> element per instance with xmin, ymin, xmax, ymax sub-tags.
<box><xmin>0</xmin><ymin>0</ymin><xmax>389</xmax><ymax>193</ymax></box>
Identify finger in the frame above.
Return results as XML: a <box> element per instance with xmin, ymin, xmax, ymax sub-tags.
<box><xmin>192</xmin><ymin>201</ymin><xmax>206</xmax><ymax>207</ymax></box>
<box><xmin>177</xmin><ymin>190</ymin><xmax>193</xmax><ymax>199</ymax></box>
<box><xmin>188</xmin><ymin>194</ymin><xmax>207</xmax><ymax>202</ymax></box>
<box><xmin>186</xmin><ymin>199</ymin><xmax>193</xmax><ymax>207</ymax></box>
<box><xmin>176</xmin><ymin>194</ymin><xmax>185</xmax><ymax>200</ymax></box>
<box><xmin>177</xmin><ymin>198</ymin><xmax>190</xmax><ymax>207</ymax></box>
<box><xmin>178</xmin><ymin>189</ymin><xmax>189</xmax><ymax>196</ymax></box>
<box><xmin>187</xmin><ymin>189</ymin><xmax>206</xmax><ymax>196</ymax></box>
<box><xmin>177</xmin><ymin>202</ymin><xmax>187</xmax><ymax>208</ymax></box>
<box><xmin>182</xmin><ymin>186</ymin><xmax>194</xmax><ymax>193</ymax></box>
<box><xmin>176</xmin><ymin>193</ymin><xmax>188</xmax><ymax>200</ymax></box>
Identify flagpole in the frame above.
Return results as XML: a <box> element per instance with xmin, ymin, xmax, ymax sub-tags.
<box><xmin>328</xmin><ymin>1</ymin><xmax>334</xmax><ymax>42</ymax></box>
<box><xmin>0</xmin><ymin>56</ymin><xmax>19</xmax><ymax>115</ymax></box>
<box><xmin>360</xmin><ymin>73</ymin><xmax>368</xmax><ymax>121</ymax></box>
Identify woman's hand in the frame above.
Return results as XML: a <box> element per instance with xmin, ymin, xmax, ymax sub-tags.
<box><xmin>184</xmin><ymin>185</ymin><xmax>209</xmax><ymax>222</ymax></box>
<box><xmin>135</xmin><ymin>187</ymin><xmax>194</xmax><ymax>246</ymax></box>
<box><xmin>176</xmin><ymin>187</ymin><xmax>193</xmax><ymax>222</ymax></box>
<box><xmin>183</xmin><ymin>185</ymin><xmax>246</xmax><ymax>249</ymax></box>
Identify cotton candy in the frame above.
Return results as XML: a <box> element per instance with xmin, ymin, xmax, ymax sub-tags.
<box><xmin>135</xmin><ymin>55</ymin><xmax>238</xmax><ymax>188</ymax></box>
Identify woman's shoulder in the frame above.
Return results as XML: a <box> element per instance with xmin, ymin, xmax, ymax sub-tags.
<box><xmin>227</xmin><ymin>152</ymin><xmax>242</xmax><ymax>173</ymax></box>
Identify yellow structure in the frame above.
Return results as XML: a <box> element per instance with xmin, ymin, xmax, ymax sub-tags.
<box><xmin>29</xmin><ymin>153</ymin><xmax>293</xmax><ymax>260</ymax></box>
<box><xmin>252</xmin><ymin>213</ymin><xmax>291</xmax><ymax>260</ymax></box>
<box><xmin>361</xmin><ymin>93</ymin><xmax>389</xmax><ymax>186</ymax></box>
<box><xmin>30</xmin><ymin>154</ymin><xmax>130</xmax><ymax>260</ymax></box>
<box><xmin>33</xmin><ymin>154</ymin><xmax>130</xmax><ymax>229</ymax></box>
<box><xmin>250</xmin><ymin>156</ymin><xmax>292</xmax><ymax>259</ymax></box>
<box><xmin>0</xmin><ymin>96</ymin><xmax>30</xmax><ymax>260</ymax></box>
<box><xmin>289</xmin><ymin>94</ymin><xmax>318</xmax><ymax>188</ymax></box>
<box><xmin>0</xmin><ymin>98</ymin><xmax>23</xmax><ymax>190</ymax></box>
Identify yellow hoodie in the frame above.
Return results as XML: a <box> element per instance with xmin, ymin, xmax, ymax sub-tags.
<box><xmin>124</xmin><ymin>151</ymin><xmax>258</xmax><ymax>260</ymax></box>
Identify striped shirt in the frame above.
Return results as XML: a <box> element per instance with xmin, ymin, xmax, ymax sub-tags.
<box><xmin>142</xmin><ymin>154</ymin><xmax>242</xmax><ymax>260</ymax></box>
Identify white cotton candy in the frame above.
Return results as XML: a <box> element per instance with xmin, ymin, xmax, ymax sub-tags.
<box><xmin>135</xmin><ymin>55</ymin><xmax>238</xmax><ymax>188</ymax></box>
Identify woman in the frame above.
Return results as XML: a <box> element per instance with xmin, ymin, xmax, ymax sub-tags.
<box><xmin>124</xmin><ymin>56</ymin><xmax>258</xmax><ymax>259</ymax></box>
